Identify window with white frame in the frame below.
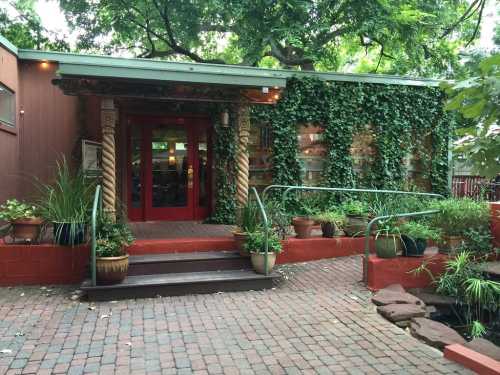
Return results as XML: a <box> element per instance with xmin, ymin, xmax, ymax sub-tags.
<box><xmin>0</xmin><ymin>84</ymin><xmax>15</xmax><ymax>128</ymax></box>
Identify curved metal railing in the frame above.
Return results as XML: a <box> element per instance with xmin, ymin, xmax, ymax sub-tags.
<box><xmin>250</xmin><ymin>187</ymin><xmax>270</xmax><ymax>275</ymax></box>
<box><xmin>90</xmin><ymin>185</ymin><xmax>102</xmax><ymax>286</ymax></box>
<box><xmin>259</xmin><ymin>184</ymin><xmax>445</xmax><ymax>283</ymax></box>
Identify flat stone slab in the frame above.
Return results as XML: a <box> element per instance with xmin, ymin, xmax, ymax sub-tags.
<box><xmin>377</xmin><ymin>303</ymin><xmax>426</xmax><ymax>322</ymax></box>
<box><xmin>464</xmin><ymin>338</ymin><xmax>500</xmax><ymax>361</ymax></box>
<box><xmin>372</xmin><ymin>288</ymin><xmax>424</xmax><ymax>306</ymax></box>
<box><xmin>408</xmin><ymin>291</ymin><xmax>456</xmax><ymax>307</ymax></box>
<box><xmin>410</xmin><ymin>317</ymin><xmax>466</xmax><ymax>349</ymax></box>
<box><xmin>481</xmin><ymin>261</ymin><xmax>500</xmax><ymax>278</ymax></box>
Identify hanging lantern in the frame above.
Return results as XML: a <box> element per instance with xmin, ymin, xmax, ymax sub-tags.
<box><xmin>220</xmin><ymin>109</ymin><xmax>229</xmax><ymax>127</ymax></box>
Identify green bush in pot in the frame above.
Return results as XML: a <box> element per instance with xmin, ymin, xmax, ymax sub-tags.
<box><xmin>244</xmin><ymin>230</ymin><xmax>282</xmax><ymax>274</ymax></box>
<box><xmin>233</xmin><ymin>201</ymin><xmax>261</xmax><ymax>255</ymax></box>
<box><xmin>0</xmin><ymin>199</ymin><xmax>43</xmax><ymax>243</ymax></box>
<box><xmin>291</xmin><ymin>197</ymin><xmax>317</xmax><ymax>239</ymax></box>
<box><xmin>399</xmin><ymin>221</ymin><xmax>441</xmax><ymax>257</ymax></box>
<box><xmin>37</xmin><ymin>159</ymin><xmax>94</xmax><ymax>246</ymax></box>
<box><xmin>95</xmin><ymin>214</ymin><xmax>135</xmax><ymax>284</ymax></box>
<box><xmin>315</xmin><ymin>210</ymin><xmax>346</xmax><ymax>238</ymax></box>
<box><xmin>374</xmin><ymin>218</ymin><xmax>402</xmax><ymax>258</ymax></box>
<box><xmin>430</xmin><ymin>199</ymin><xmax>490</xmax><ymax>254</ymax></box>
<box><xmin>341</xmin><ymin>200</ymin><xmax>370</xmax><ymax>237</ymax></box>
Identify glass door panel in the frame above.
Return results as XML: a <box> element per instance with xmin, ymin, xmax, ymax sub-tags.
<box><xmin>130</xmin><ymin>125</ymin><xmax>142</xmax><ymax>209</ymax></box>
<box><xmin>151</xmin><ymin>126</ymin><xmax>188</xmax><ymax>208</ymax></box>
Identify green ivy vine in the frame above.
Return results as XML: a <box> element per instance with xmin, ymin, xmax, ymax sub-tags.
<box><xmin>252</xmin><ymin>76</ymin><xmax>453</xmax><ymax>195</ymax></box>
<box><xmin>207</xmin><ymin>107</ymin><xmax>237</xmax><ymax>224</ymax></box>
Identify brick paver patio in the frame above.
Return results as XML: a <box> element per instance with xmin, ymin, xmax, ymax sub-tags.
<box><xmin>0</xmin><ymin>256</ymin><xmax>470</xmax><ymax>374</ymax></box>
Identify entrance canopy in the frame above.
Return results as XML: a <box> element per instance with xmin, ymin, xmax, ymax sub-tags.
<box><xmin>17</xmin><ymin>49</ymin><xmax>441</xmax><ymax>105</ymax></box>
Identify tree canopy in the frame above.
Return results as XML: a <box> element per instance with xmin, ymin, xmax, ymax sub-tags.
<box><xmin>0</xmin><ymin>0</ymin><xmax>69</xmax><ymax>51</ymax></box>
<box><xmin>56</xmin><ymin>0</ymin><xmax>484</xmax><ymax>77</ymax></box>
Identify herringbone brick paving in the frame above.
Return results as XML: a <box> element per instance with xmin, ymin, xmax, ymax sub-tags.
<box><xmin>0</xmin><ymin>256</ymin><xmax>471</xmax><ymax>374</ymax></box>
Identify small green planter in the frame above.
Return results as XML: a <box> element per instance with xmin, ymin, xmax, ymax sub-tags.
<box><xmin>375</xmin><ymin>235</ymin><xmax>402</xmax><ymax>258</ymax></box>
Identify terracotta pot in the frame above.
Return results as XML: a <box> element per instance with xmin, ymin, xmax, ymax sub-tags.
<box><xmin>375</xmin><ymin>234</ymin><xmax>402</xmax><ymax>258</ymax></box>
<box><xmin>439</xmin><ymin>235</ymin><xmax>464</xmax><ymax>255</ymax></box>
<box><xmin>251</xmin><ymin>252</ymin><xmax>277</xmax><ymax>274</ymax></box>
<box><xmin>344</xmin><ymin>215</ymin><xmax>369</xmax><ymax>237</ymax></box>
<box><xmin>11</xmin><ymin>218</ymin><xmax>43</xmax><ymax>242</ymax></box>
<box><xmin>292</xmin><ymin>217</ymin><xmax>314</xmax><ymax>239</ymax></box>
<box><xmin>320</xmin><ymin>222</ymin><xmax>337</xmax><ymax>238</ymax></box>
<box><xmin>233</xmin><ymin>231</ymin><xmax>250</xmax><ymax>257</ymax></box>
<box><xmin>96</xmin><ymin>254</ymin><xmax>129</xmax><ymax>285</ymax></box>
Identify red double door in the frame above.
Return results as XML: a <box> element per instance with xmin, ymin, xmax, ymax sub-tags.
<box><xmin>127</xmin><ymin>115</ymin><xmax>211</xmax><ymax>221</ymax></box>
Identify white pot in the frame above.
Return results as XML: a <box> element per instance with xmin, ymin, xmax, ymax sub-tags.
<box><xmin>250</xmin><ymin>252</ymin><xmax>277</xmax><ymax>274</ymax></box>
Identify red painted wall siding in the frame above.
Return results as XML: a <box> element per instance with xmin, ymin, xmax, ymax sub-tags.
<box><xmin>18</xmin><ymin>61</ymin><xmax>80</xmax><ymax>198</ymax></box>
<box><xmin>0</xmin><ymin>45</ymin><xmax>21</xmax><ymax>205</ymax></box>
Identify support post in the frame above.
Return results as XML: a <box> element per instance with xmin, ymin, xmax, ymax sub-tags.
<box><xmin>236</xmin><ymin>104</ymin><xmax>251</xmax><ymax>208</ymax></box>
<box><xmin>101</xmin><ymin>98</ymin><xmax>117</xmax><ymax>220</ymax></box>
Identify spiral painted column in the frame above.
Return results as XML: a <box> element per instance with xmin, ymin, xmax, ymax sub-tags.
<box><xmin>100</xmin><ymin>98</ymin><xmax>117</xmax><ymax>220</ymax></box>
<box><xmin>236</xmin><ymin>104</ymin><xmax>251</xmax><ymax>207</ymax></box>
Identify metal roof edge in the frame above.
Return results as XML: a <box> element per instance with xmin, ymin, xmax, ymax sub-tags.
<box><xmin>18</xmin><ymin>48</ymin><xmax>442</xmax><ymax>87</ymax></box>
<box><xmin>0</xmin><ymin>35</ymin><xmax>18</xmax><ymax>56</ymax></box>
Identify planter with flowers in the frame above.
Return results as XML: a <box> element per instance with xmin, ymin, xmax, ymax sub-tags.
<box><xmin>244</xmin><ymin>230</ymin><xmax>283</xmax><ymax>274</ymax></box>
<box><xmin>0</xmin><ymin>199</ymin><xmax>43</xmax><ymax>243</ymax></box>
<box><xmin>95</xmin><ymin>214</ymin><xmax>135</xmax><ymax>284</ymax></box>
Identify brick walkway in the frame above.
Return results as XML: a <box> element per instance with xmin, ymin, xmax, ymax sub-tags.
<box><xmin>0</xmin><ymin>256</ymin><xmax>470</xmax><ymax>374</ymax></box>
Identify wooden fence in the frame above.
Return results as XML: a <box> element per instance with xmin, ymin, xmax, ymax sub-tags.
<box><xmin>452</xmin><ymin>175</ymin><xmax>500</xmax><ymax>201</ymax></box>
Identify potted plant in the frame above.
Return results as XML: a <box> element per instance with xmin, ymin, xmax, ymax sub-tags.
<box><xmin>244</xmin><ymin>230</ymin><xmax>283</xmax><ymax>274</ymax></box>
<box><xmin>95</xmin><ymin>214</ymin><xmax>135</xmax><ymax>284</ymax></box>
<box><xmin>399</xmin><ymin>221</ymin><xmax>441</xmax><ymax>257</ymax></box>
<box><xmin>315</xmin><ymin>210</ymin><xmax>346</xmax><ymax>238</ymax></box>
<box><xmin>37</xmin><ymin>159</ymin><xmax>94</xmax><ymax>246</ymax></box>
<box><xmin>430</xmin><ymin>199</ymin><xmax>489</xmax><ymax>254</ymax></box>
<box><xmin>0</xmin><ymin>199</ymin><xmax>43</xmax><ymax>243</ymax></box>
<box><xmin>233</xmin><ymin>201</ymin><xmax>260</xmax><ymax>256</ymax></box>
<box><xmin>374</xmin><ymin>218</ymin><xmax>402</xmax><ymax>258</ymax></box>
<box><xmin>341</xmin><ymin>200</ymin><xmax>370</xmax><ymax>237</ymax></box>
<box><xmin>291</xmin><ymin>199</ymin><xmax>316</xmax><ymax>239</ymax></box>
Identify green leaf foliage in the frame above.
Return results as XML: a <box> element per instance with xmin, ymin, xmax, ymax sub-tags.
<box><xmin>252</xmin><ymin>76</ymin><xmax>452</xmax><ymax>195</ymax></box>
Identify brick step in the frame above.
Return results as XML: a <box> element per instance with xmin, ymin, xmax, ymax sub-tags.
<box><xmin>81</xmin><ymin>270</ymin><xmax>279</xmax><ymax>301</ymax></box>
<box><xmin>128</xmin><ymin>251</ymin><xmax>251</xmax><ymax>276</ymax></box>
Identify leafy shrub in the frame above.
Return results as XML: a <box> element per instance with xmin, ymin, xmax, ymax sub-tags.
<box><xmin>237</xmin><ymin>201</ymin><xmax>260</xmax><ymax>233</ymax></box>
<box><xmin>341</xmin><ymin>200</ymin><xmax>369</xmax><ymax>217</ymax></box>
<box><xmin>0</xmin><ymin>199</ymin><xmax>38</xmax><ymax>221</ymax></box>
<box><xmin>315</xmin><ymin>211</ymin><xmax>346</xmax><ymax>226</ymax></box>
<box><xmin>244</xmin><ymin>231</ymin><xmax>282</xmax><ymax>254</ymax></box>
<box><xmin>430</xmin><ymin>198</ymin><xmax>489</xmax><ymax>237</ymax></box>
<box><xmin>399</xmin><ymin>221</ymin><xmax>441</xmax><ymax>241</ymax></box>
<box><xmin>95</xmin><ymin>214</ymin><xmax>135</xmax><ymax>257</ymax></box>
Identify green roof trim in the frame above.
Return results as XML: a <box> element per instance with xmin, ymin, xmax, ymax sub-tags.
<box><xmin>17</xmin><ymin>48</ymin><xmax>441</xmax><ymax>88</ymax></box>
<box><xmin>0</xmin><ymin>35</ymin><xmax>18</xmax><ymax>56</ymax></box>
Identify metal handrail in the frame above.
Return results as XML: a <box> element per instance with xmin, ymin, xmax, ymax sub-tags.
<box><xmin>364</xmin><ymin>210</ymin><xmax>440</xmax><ymax>281</ymax></box>
<box><xmin>250</xmin><ymin>187</ymin><xmax>270</xmax><ymax>275</ymax></box>
<box><xmin>90</xmin><ymin>185</ymin><xmax>102</xmax><ymax>286</ymax></box>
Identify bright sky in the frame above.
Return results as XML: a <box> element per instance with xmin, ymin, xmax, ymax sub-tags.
<box><xmin>11</xmin><ymin>0</ymin><xmax>500</xmax><ymax>54</ymax></box>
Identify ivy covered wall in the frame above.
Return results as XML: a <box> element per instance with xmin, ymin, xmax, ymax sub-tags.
<box><xmin>252</xmin><ymin>76</ymin><xmax>454</xmax><ymax>196</ymax></box>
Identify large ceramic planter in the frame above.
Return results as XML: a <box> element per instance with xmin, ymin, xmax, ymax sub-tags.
<box><xmin>11</xmin><ymin>217</ymin><xmax>43</xmax><ymax>243</ymax></box>
<box><xmin>439</xmin><ymin>235</ymin><xmax>464</xmax><ymax>255</ymax></box>
<box><xmin>375</xmin><ymin>234</ymin><xmax>402</xmax><ymax>258</ymax></box>
<box><xmin>292</xmin><ymin>217</ymin><xmax>314</xmax><ymax>239</ymax></box>
<box><xmin>53</xmin><ymin>222</ymin><xmax>86</xmax><ymax>246</ymax></box>
<box><xmin>320</xmin><ymin>222</ymin><xmax>337</xmax><ymax>238</ymax></box>
<box><xmin>96</xmin><ymin>254</ymin><xmax>129</xmax><ymax>284</ymax></box>
<box><xmin>401</xmin><ymin>235</ymin><xmax>427</xmax><ymax>257</ymax></box>
<box><xmin>344</xmin><ymin>215</ymin><xmax>369</xmax><ymax>237</ymax></box>
<box><xmin>250</xmin><ymin>252</ymin><xmax>276</xmax><ymax>274</ymax></box>
<box><xmin>233</xmin><ymin>231</ymin><xmax>249</xmax><ymax>257</ymax></box>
